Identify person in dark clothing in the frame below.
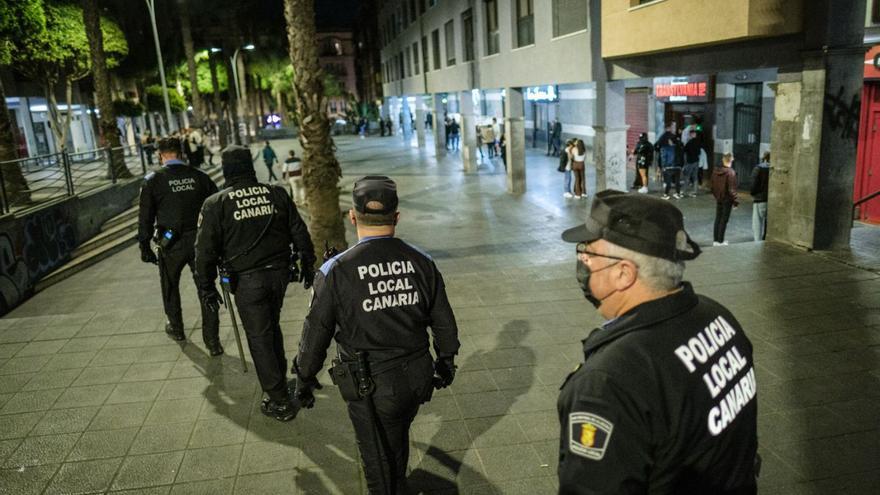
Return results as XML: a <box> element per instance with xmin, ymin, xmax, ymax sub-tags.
<box><xmin>137</xmin><ymin>137</ymin><xmax>221</xmax><ymax>351</ymax></box>
<box><xmin>654</xmin><ymin>124</ymin><xmax>681</xmax><ymax>199</ymax></box>
<box><xmin>682</xmin><ymin>130</ymin><xmax>702</xmax><ymax>197</ymax></box>
<box><xmin>550</xmin><ymin>119</ymin><xmax>563</xmax><ymax>157</ymax></box>
<box><xmin>194</xmin><ymin>145</ymin><xmax>316</xmax><ymax>421</ymax></box>
<box><xmin>449</xmin><ymin>119</ymin><xmax>460</xmax><ymax>151</ymax></box>
<box><xmin>750</xmin><ymin>152</ymin><xmax>770</xmax><ymax>241</ymax></box>
<box><xmin>559</xmin><ymin>190</ymin><xmax>758</xmax><ymax>495</ymax></box>
<box><xmin>294</xmin><ymin>176</ymin><xmax>460</xmax><ymax>494</ymax></box>
<box><xmin>261</xmin><ymin>141</ymin><xmax>279</xmax><ymax>181</ymax></box>
<box><xmin>633</xmin><ymin>133</ymin><xmax>653</xmax><ymax>193</ymax></box>
<box><xmin>711</xmin><ymin>153</ymin><xmax>739</xmax><ymax>246</ymax></box>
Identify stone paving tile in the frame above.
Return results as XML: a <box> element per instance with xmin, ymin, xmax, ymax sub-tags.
<box><xmin>31</xmin><ymin>406</ymin><xmax>99</xmax><ymax>436</ymax></box>
<box><xmin>129</xmin><ymin>423</ymin><xmax>194</xmax><ymax>455</ymax></box>
<box><xmin>44</xmin><ymin>457</ymin><xmax>123</xmax><ymax>494</ymax></box>
<box><xmin>110</xmin><ymin>451</ymin><xmax>185</xmax><ymax>491</ymax></box>
<box><xmin>0</xmin><ymin>463</ymin><xmax>59</xmax><ymax>495</ymax></box>
<box><xmin>88</xmin><ymin>402</ymin><xmax>153</xmax><ymax>432</ymax></box>
<box><xmin>3</xmin><ymin>432</ymin><xmax>80</xmax><ymax>468</ymax></box>
<box><xmin>67</xmin><ymin>427</ymin><xmax>138</xmax><ymax>461</ymax></box>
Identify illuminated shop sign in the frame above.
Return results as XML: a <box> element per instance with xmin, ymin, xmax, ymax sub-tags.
<box><xmin>653</xmin><ymin>76</ymin><xmax>712</xmax><ymax>103</ymax></box>
<box><xmin>525</xmin><ymin>85</ymin><xmax>558</xmax><ymax>102</ymax></box>
<box><xmin>264</xmin><ymin>113</ymin><xmax>282</xmax><ymax>128</ymax></box>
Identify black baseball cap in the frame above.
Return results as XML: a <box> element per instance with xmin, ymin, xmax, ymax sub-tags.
<box><xmin>562</xmin><ymin>190</ymin><xmax>700</xmax><ymax>262</ymax></box>
<box><xmin>353</xmin><ymin>176</ymin><xmax>398</xmax><ymax>214</ymax></box>
<box><xmin>221</xmin><ymin>145</ymin><xmax>256</xmax><ymax>179</ymax></box>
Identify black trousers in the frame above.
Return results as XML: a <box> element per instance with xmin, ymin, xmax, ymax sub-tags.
<box><xmin>233</xmin><ymin>268</ymin><xmax>289</xmax><ymax>401</ymax></box>
<box><xmin>714</xmin><ymin>201</ymin><xmax>734</xmax><ymax>243</ymax></box>
<box><xmin>663</xmin><ymin>167</ymin><xmax>682</xmax><ymax>195</ymax></box>
<box><xmin>158</xmin><ymin>232</ymin><xmax>219</xmax><ymax>343</ymax></box>
<box><xmin>346</xmin><ymin>353</ymin><xmax>434</xmax><ymax>494</ymax></box>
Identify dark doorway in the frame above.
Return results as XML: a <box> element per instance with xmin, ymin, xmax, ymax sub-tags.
<box><xmin>733</xmin><ymin>83</ymin><xmax>763</xmax><ymax>189</ymax></box>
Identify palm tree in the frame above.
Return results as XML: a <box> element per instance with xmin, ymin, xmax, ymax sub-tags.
<box><xmin>178</xmin><ymin>0</ymin><xmax>203</xmax><ymax>127</ymax></box>
<box><xmin>82</xmin><ymin>0</ymin><xmax>131</xmax><ymax>179</ymax></box>
<box><xmin>283</xmin><ymin>0</ymin><xmax>347</xmax><ymax>260</ymax></box>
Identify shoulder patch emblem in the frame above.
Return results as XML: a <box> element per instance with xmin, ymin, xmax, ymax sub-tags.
<box><xmin>569</xmin><ymin>412</ymin><xmax>613</xmax><ymax>460</ymax></box>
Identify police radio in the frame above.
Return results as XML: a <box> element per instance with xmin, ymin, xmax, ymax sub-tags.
<box><xmin>219</xmin><ymin>266</ymin><xmax>237</xmax><ymax>294</ymax></box>
<box><xmin>153</xmin><ymin>226</ymin><xmax>178</xmax><ymax>250</ymax></box>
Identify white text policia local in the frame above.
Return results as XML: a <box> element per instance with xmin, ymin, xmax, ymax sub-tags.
<box><xmin>673</xmin><ymin>315</ymin><xmax>757</xmax><ymax>436</ymax></box>
<box><xmin>228</xmin><ymin>186</ymin><xmax>273</xmax><ymax>221</ymax></box>
<box><xmin>357</xmin><ymin>261</ymin><xmax>420</xmax><ymax>313</ymax></box>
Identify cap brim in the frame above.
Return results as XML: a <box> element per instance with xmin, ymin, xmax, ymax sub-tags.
<box><xmin>561</xmin><ymin>224</ymin><xmax>602</xmax><ymax>243</ymax></box>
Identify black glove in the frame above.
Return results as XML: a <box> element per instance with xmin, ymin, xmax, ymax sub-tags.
<box><xmin>433</xmin><ymin>356</ymin><xmax>456</xmax><ymax>389</ymax></box>
<box><xmin>140</xmin><ymin>243</ymin><xmax>158</xmax><ymax>265</ymax></box>
<box><xmin>199</xmin><ymin>287</ymin><xmax>224</xmax><ymax>313</ymax></box>
<box><xmin>295</xmin><ymin>375</ymin><xmax>322</xmax><ymax>409</ymax></box>
<box><xmin>300</xmin><ymin>266</ymin><xmax>315</xmax><ymax>290</ymax></box>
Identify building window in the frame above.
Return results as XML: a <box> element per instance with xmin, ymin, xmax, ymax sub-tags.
<box><xmin>516</xmin><ymin>0</ymin><xmax>534</xmax><ymax>47</ymax></box>
<box><xmin>873</xmin><ymin>0</ymin><xmax>880</xmax><ymax>24</ymax></box>
<box><xmin>462</xmin><ymin>9</ymin><xmax>475</xmax><ymax>62</ymax></box>
<box><xmin>432</xmin><ymin>29</ymin><xmax>441</xmax><ymax>70</ymax></box>
<box><xmin>409</xmin><ymin>0</ymin><xmax>417</xmax><ymax>22</ymax></box>
<box><xmin>484</xmin><ymin>0</ymin><xmax>500</xmax><ymax>55</ymax></box>
<box><xmin>552</xmin><ymin>0</ymin><xmax>588</xmax><ymax>37</ymax></box>
<box><xmin>418</xmin><ymin>0</ymin><xmax>426</xmax><ymax>15</ymax></box>
<box><xmin>429</xmin><ymin>0</ymin><xmax>436</xmax><ymax>7</ymax></box>
<box><xmin>398</xmin><ymin>52</ymin><xmax>405</xmax><ymax>80</ymax></box>
<box><xmin>444</xmin><ymin>20</ymin><xmax>456</xmax><ymax>66</ymax></box>
<box><xmin>422</xmin><ymin>36</ymin><xmax>429</xmax><ymax>73</ymax></box>
<box><xmin>405</xmin><ymin>47</ymin><xmax>412</xmax><ymax>78</ymax></box>
<box><xmin>413</xmin><ymin>41</ymin><xmax>420</xmax><ymax>75</ymax></box>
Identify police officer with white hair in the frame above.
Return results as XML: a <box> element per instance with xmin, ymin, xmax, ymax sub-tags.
<box><xmin>558</xmin><ymin>190</ymin><xmax>759</xmax><ymax>494</ymax></box>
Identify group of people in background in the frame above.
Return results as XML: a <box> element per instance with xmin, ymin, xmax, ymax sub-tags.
<box><xmin>140</xmin><ymin>127</ymin><xmax>209</xmax><ymax>169</ymax></box>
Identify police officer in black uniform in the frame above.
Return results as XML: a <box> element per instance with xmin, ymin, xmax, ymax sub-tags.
<box><xmin>138</xmin><ymin>136</ymin><xmax>221</xmax><ymax>352</ymax></box>
<box><xmin>557</xmin><ymin>190</ymin><xmax>758</xmax><ymax>494</ymax></box>
<box><xmin>194</xmin><ymin>145</ymin><xmax>316</xmax><ymax>421</ymax></box>
<box><xmin>294</xmin><ymin>176</ymin><xmax>459</xmax><ymax>494</ymax></box>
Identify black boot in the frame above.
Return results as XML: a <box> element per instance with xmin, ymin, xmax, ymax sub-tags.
<box><xmin>206</xmin><ymin>341</ymin><xmax>224</xmax><ymax>357</ymax></box>
<box><xmin>164</xmin><ymin>322</ymin><xmax>185</xmax><ymax>341</ymax></box>
<box><xmin>260</xmin><ymin>397</ymin><xmax>297</xmax><ymax>422</ymax></box>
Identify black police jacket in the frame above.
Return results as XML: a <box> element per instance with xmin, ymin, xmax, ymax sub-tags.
<box><xmin>557</xmin><ymin>283</ymin><xmax>757</xmax><ymax>495</ymax></box>
<box><xmin>296</xmin><ymin>235</ymin><xmax>460</xmax><ymax>379</ymax></box>
<box><xmin>137</xmin><ymin>160</ymin><xmax>218</xmax><ymax>246</ymax></box>
<box><xmin>193</xmin><ymin>176</ymin><xmax>315</xmax><ymax>290</ymax></box>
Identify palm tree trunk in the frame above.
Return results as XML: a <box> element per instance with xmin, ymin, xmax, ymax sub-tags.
<box><xmin>207</xmin><ymin>51</ymin><xmax>228</xmax><ymax>147</ymax></box>
<box><xmin>82</xmin><ymin>0</ymin><xmax>131</xmax><ymax>179</ymax></box>
<box><xmin>283</xmin><ymin>0</ymin><xmax>347</xmax><ymax>261</ymax></box>
<box><xmin>178</xmin><ymin>0</ymin><xmax>203</xmax><ymax>127</ymax></box>
<box><xmin>0</xmin><ymin>78</ymin><xmax>31</xmax><ymax>208</ymax></box>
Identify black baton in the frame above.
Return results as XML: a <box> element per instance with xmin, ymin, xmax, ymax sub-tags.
<box><xmin>219</xmin><ymin>275</ymin><xmax>247</xmax><ymax>373</ymax></box>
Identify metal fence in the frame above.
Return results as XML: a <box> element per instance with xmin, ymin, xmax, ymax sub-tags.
<box><xmin>0</xmin><ymin>145</ymin><xmax>148</xmax><ymax>214</ymax></box>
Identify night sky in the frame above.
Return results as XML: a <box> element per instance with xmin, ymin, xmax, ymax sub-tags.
<box><xmin>315</xmin><ymin>0</ymin><xmax>361</xmax><ymax>29</ymax></box>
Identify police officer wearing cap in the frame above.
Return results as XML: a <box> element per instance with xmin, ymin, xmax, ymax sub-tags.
<box><xmin>194</xmin><ymin>145</ymin><xmax>316</xmax><ymax>421</ymax></box>
<box><xmin>293</xmin><ymin>175</ymin><xmax>459</xmax><ymax>494</ymax></box>
<box><xmin>558</xmin><ymin>190</ymin><xmax>758</xmax><ymax>494</ymax></box>
<box><xmin>138</xmin><ymin>136</ymin><xmax>221</xmax><ymax>352</ymax></box>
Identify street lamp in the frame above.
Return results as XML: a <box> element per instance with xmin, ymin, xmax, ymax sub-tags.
<box><xmin>144</xmin><ymin>0</ymin><xmax>176</xmax><ymax>133</ymax></box>
<box><xmin>230</xmin><ymin>44</ymin><xmax>255</xmax><ymax>144</ymax></box>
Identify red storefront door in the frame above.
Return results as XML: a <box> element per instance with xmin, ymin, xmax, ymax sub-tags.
<box><xmin>856</xmin><ymin>55</ymin><xmax>880</xmax><ymax>223</ymax></box>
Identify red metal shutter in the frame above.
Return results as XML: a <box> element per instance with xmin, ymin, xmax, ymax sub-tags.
<box><xmin>625</xmin><ymin>88</ymin><xmax>649</xmax><ymax>153</ymax></box>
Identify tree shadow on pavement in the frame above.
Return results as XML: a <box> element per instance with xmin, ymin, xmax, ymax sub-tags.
<box><xmin>407</xmin><ymin>319</ymin><xmax>535</xmax><ymax>494</ymax></box>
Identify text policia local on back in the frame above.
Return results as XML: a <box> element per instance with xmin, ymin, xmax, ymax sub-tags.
<box><xmin>357</xmin><ymin>261</ymin><xmax>420</xmax><ymax>313</ymax></box>
<box><xmin>673</xmin><ymin>315</ymin><xmax>757</xmax><ymax>436</ymax></box>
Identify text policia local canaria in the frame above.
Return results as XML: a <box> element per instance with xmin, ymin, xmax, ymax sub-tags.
<box><xmin>673</xmin><ymin>316</ymin><xmax>757</xmax><ymax>436</ymax></box>
<box><xmin>357</xmin><ymin>261</ymin><xmax>420</xmax><ymax>312</ymax></box>
<box><xmin>229</xmin><ymin>186</ymin><xmax>273</xmax><ymax>220</ymax></box>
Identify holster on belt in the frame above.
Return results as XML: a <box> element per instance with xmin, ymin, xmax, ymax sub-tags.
<box><xmin>329</xmin><ymin>358</ymin><xmax>363</xmax><ymax>402</ymax></box>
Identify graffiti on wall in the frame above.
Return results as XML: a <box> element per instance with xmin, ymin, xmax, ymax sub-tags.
<box><xmin>22</xmin><ymin>209</ymin><xmax>77</xmax><ymax>280</ymax></box>
<box><xmin>825</xmin><ymin>86</ymin><xmax>860</xmax><ymax>144</ymax></box>
<box><xmin>0</xmin><ymin>234</ymin><xmax>29</xmax><ymax>314</ymax></box>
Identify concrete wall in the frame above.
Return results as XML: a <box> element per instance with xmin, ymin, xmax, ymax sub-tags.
<box><xmin>0</xmin><ymin>179</ymin><xmax>141</xmax><ymax>315</ymax></box>
<box><xmin>379</xmin><ymin>0</ymin><xmax>591</xmax><ymax>96</ymax></box>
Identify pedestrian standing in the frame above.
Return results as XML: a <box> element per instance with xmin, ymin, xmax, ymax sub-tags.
<box><xmin>634</xmin><ymin>133</ymin><xmax>653</xmax><ymax>194</ymax></box>
<box><xmin>711</xmin><ymin>153</ymin><xmax>739</xmax><ymax>246</ymax></box>
<box><xmin>444</xmin><ymin>116</ymin><xmax>451</xmax><ymax>149</ymax></box>
<box><xmin>137</xmin><ymin>137</ymin><xmax>221</xmax><ymax>353</ymax></box>
<box><xmin>571</xmin><ymin>139</ymin><xmax>587</xmax><ymax>199</ymax></box>
<box><xmin>283</xmin><ymin>149</ymin><xmax>306</xmax><ymax>207</ymax></box>
<box><xmin>262</xmin><ymin>141</ymin><xmax>279</xmax><ymax>182</ymax></box>
<box><xmin>491</xmin><ymin>117</ymin><xmax>501</xmax><ymax>157</ymax></box>
<box><xmin>682</xmin><ymin>129</ymin><xmax>702</xmax><ymax>197</ymax></box>
<box><xmin>142</xmin><ymin>130</ymin><xmax>155</xmax><ymax>166</ymax></box>
<box><xmin>655</xmin><ymin>124</ymin><xmax>678</xmax><ymax>198</ymax></box>
<box><xmin>550</xmin><ymin>118</ymin><xmax>563</xmax><ymax>157</ymax></box>
<box><xmin>561</xmin><ymin>139</ymin><xmax>575</xmax><ymax>199</ymax></box>
<box><xmin>750</xmin><ymin>152</ymin><xmax>770</xmax><ymax>241</ymax></box>
<box><xmin>194</xmin><ymin>145</ymin><xmax>316</xmax><ymax>421</ymax></box>
<box><xmin>450</xmin><ymin>118</ymin><xmax>461</xmax><ymax>151</ymax></box>
<box><xmin>293</xmin><ymin>175</ymin><xmax>460</xmax><ymax>494</ymax></box>
<box><xmin>558</xmin><ymin>190</ymin><xmax>758</xmax><ymax>494</ymax></box>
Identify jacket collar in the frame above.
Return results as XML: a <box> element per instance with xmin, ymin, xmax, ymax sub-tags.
<box><xmin>582</xmin><ymin>282</ymin><xmax>699</xmax><ymax>356</ymax></box>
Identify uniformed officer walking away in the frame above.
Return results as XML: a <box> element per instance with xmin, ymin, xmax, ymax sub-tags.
<box><xmin>194</xmin><ymin>145</ymin><xmax>316</xmax><ymax>421</ymax></box>
<box><xmin>293</xmin><ymin>176</ymin><xmax>460</xmax><ymax>494</ymax></box>
<box><xmin>138</xmin><ymin>137</ymin><xmax>221</xmax><ymax>352</ymax></box>
<box><xmin>558</xmin><ymin>190</ymin><xmax>759</xmax><ymax>495</ymax></box>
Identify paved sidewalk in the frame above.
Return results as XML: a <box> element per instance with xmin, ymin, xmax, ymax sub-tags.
<box><xmin>1</xmin><ymin>135</ymin><xmax>878</xmax><ymax>494</ymax></box>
